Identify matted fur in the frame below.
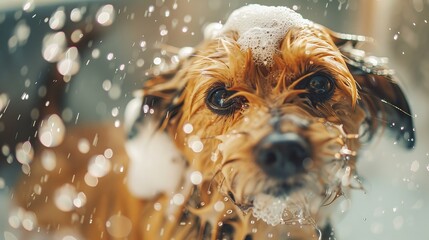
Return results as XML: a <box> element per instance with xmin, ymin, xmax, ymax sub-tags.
<box><xmin>14</xmin><ymin>22</ymin><xmax>414</xmax><ymax>240</ymax></box>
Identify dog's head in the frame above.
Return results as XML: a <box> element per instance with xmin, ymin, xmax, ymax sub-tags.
<box><xmin>126</xmin><ymin>5</ymin><xmax>415</xmax><ymax>226</ymax></box>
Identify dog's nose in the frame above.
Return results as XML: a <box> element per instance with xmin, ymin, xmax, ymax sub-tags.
<box><xmin>255</xmin><ymin>132</ymin><xmax>311</xmax><ymax>178</ymax></box>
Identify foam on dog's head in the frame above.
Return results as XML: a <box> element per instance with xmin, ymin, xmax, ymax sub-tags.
<box><xmin>222</xmin><ymin>4</ymin><xmax>312</xmax><ymax>65</ymax></box>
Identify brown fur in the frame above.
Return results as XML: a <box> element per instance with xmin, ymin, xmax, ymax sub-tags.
<box><xmin>14</xmin><ymin>23</ymin><xmax>414</xmax><ymax>240</ymax></box>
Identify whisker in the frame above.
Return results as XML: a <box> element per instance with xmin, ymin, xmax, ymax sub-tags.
<box><xmin>208</xmin><ymin>168</ymin><xmax>223</xmax><ymax>194</ymax></box>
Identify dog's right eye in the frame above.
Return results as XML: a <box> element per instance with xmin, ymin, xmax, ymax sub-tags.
<box><xmin>206</xmin><ymin>86</ymin><xmax>245</xmax><ymax>115</ymax></box>
<box><xmin>297</xmin><ymin>74</ymin><xmax>335</xmax><ymax>103</ymax></box>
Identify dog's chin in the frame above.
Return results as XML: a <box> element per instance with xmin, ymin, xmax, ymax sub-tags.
<box><xmin>230</xmin><ymin>177</ymin><xmax>322</xmax><ymax>227</ymax></box>
<box><xmin>249</xmin><ymin>187</ymin><xmax>319</xmax><ymax>227</ymax></box>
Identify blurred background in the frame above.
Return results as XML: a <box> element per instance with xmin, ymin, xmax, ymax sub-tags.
<box><xmin>0</xmin><ymin>0</ymin><xmax>428</xmax><ymax>239</ymax></box>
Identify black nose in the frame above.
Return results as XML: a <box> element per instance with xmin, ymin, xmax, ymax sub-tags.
<box><xmin>255</xmin><ymin>132</ymin><xmax>311</xmax><ymax>179</ymax></box>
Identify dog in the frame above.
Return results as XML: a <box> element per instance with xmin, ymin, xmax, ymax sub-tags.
<box><xmin>13</xmin><ymin>4</ymin><xmax>414</xmax><ymax>240</ymax></box>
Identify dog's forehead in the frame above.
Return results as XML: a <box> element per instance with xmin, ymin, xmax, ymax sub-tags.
<box><xmin>196</xmin><ymin>29</ymin><xmax>347</xmax><ymax>86</ymax></box>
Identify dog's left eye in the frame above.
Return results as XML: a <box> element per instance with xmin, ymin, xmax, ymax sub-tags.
<box><xmin>206</xmin><ymin>86</ymin><xmax>245</xmax><ymax>115</ymax></box>
<box><xmin>297</xmin><ymin>74</ymin><xmax>335</xmax><ymax>103</ymax></box>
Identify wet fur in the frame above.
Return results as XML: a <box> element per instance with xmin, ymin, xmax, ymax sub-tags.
<box><xmin>14</xmin><ymin>24</ymin><xmax>414</xmax><ymax>240</ymax></box>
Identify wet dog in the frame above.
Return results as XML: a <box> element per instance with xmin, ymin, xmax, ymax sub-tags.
<box><xmin>14</xmin><ymin>4</ymin><xmax>414</xmax><ymax>240</ymax></box>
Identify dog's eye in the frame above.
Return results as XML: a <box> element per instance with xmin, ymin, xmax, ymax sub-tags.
<box><xmin>298</xmin><ymin>74</ymin><xmax>335</xmax><ymax>103</ymax></box>
<box><xmin>206</xmin><ymin>86</ymin><xmax>245</xmax><ymax>115</ymax></box>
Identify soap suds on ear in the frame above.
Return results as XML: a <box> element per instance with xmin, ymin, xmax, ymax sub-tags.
<box><xmin>222</xmin><ymin>4</ymin><xmax>312</xmax><ymax>65</ymax></box>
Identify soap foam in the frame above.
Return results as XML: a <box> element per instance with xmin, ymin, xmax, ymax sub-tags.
<box><xmin>252</xmin><ymin>192</ymin><xmax>314</xmax><ymax>226</ymax></box>
<box><xmin>222</xmin><ymin>4</ymin><xmax>312</xmax><ymax>65</ymax></box>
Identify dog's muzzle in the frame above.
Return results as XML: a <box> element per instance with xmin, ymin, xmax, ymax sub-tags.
<box><xmin>255</xmin><ymin>132</ymin><xmax>311</xmax><ymax>179</ymax></box>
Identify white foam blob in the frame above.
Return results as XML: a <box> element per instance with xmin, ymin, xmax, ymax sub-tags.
<box><xmin>252</xmin><ymin>194</ymin><xmax>288</xmax><ymax>226</ymax></box>
<box><xmin>222</xmin><ymin>4</ymin><xmax>312</xmax><ymax>65</ymax></box>
<box><xmin>125</xmin><ymin>113</ymin><xmax>185</xmax><ymax>199</ymax></box>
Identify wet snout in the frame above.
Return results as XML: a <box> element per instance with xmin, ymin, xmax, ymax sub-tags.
<box><xmin>255</xmin><ymin>132</ymin><xmax>311</xmax><ymax>179</ymax></box>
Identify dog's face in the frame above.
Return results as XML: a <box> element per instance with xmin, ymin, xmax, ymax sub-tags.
<box><xmin>128</xmin><ymin>6</ymin><xmax>415</xmax><ymax>228</ymax></box>
<box><xmin>170</xmin><ymin>26</ymin><xmax>364</xmax><ymax>220</ymax></box>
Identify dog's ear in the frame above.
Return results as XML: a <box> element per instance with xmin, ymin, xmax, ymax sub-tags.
<box><xmin>325</xmin><ymin>27</ymin><xmax>415</xmax><ymax>149</ymax></box>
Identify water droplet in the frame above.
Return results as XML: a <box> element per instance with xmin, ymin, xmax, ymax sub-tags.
<box><xmin>191</xmin><ymin>140</ymin><xmax>203</xmax><ymax>153</ymax></box>
<box><xmin>49</xmin><ymin>8</ymin><xmax>66</xmax><ymax>30</ymax></box>
<box><xmin>54</xmin><ymin>184</ymin><xmax>78</xmax><ymax>212</ymax></box>
<box><xmin>111</xmin><ymin>107</ymin><xmax>119</xmax><ymax>117</ymax></box>
<box><xmin>57</xmin><ymin>47</ymin><xmax>80</xmax><ymax>76</ymax></box>
<box><xmin>106</xmin><ymin>214</ymin><xmax>132</xmax><ymax>238</ymax></box>
<box><xmin>410</xmin><ymin>160</ymin><xmax>419</xmax><ymax>172</ymax></box>
<box><xmin>73</xmin><ymin>192</ymin><xmax>87</xmax><ymax>208</ymax></box>
<box><xmin>62</xmin><ymin>236</ymin><xmax>78</xmax><ymax>240</ymax></box>
<box><xmin>183</xmin><ymin>15</ymin><xmax>192</xmax><ymax>23</ymax></box>
<box><xmin>154</xmin><ymin>202</ymin><xmax>162</xmax><ymax>211</ymax></box>
<box><xmin>104</xmin><ymin>148</ymin><xmax>113</xmax><ymax>158</ymax></box>
<box><xmin>107</xmin><ymin>52</ymin><xmax>114</xmax><ymax>60</ymax></box>
<box><xmin>172</xmin><ymin>193</ymin><xmax>185</xmax><ymax>205</ymax></box>
<box><xmin>42</xmin><ymin>32</ymin><xmax>66</xmax><ymax>62</ymax></box>
<box><xmin>102</xmin><ymin>79</ymin><xmax>112</xmax><ymax>91</ymax></box>
<box><xmin>70</xmin><ymin>29</ymin><xmax>83</xmax><ymax>43</ymax></box>
<box><xmin>96</xmin><ymin>4</ymin><xmax>115</xmax><ymax>26</ymax></box>
<box><xmin>0</xmin><ymin>178</ymin><xmax>5</xmax><ymax>189</ymax></box>
<box><xmin>153</xmin><ymin>57</ymin><xmax>162</xmax><ymax>65</ymax></box>
<box><xmin>183</xmin><ymin>123</ymin><xmax>193</xmax><ymax>134</ymax></box>
<box><xmin>22</xmin><ymin>0</ymin><xmax>35</xmax><ymax>12</ymax></box>
<box><xmin>20</xmin><ymin>92</ymin><xmax>29</xmax><ymax>100</ymax></box>
<box><xmin>70</xmin><ymin>8</ymin><xmax>84</xmax><ymax>22</ymax></box>
<box><xmin>0</xmin><ymin>93</ymin><xmax>9</xmax><ymax>112</ymax></box>
<box><xmin>77</xmin><ymin>138</ymin><xmax>90</xmax><ymax>154</ymax></box>
<box><xmin>214</xmin><ymin>201</ymin><xmax>225</xmax><ymax>212</ymax></box>
<box><xmin>88</xmin><ymin>154</ymin><xmax>111</xmax><ymax>178</ymax></box>
<box><xmin>38</xmin><ymin>114</ymin><xmax>66</xmax><ymax>147</ymax></box>
<box><xmin>41</xmin><ymin>149</ymin><xmax>56</xmax><ymax>171</ymax></box>
<box><xmin>15</xmin><ymin>20</ymin><xmax>31</xmax><ymax>45</ymax></box>
<box><xmin>15</xmin><ymin>141</ymin><xmax>34</xmax><ymax>165</ymax></box>
<box><xmin>190</xmin><ymin>171</ymin><xmax>203</xmax><ymax>185</ymax></box>
<box><xmin>84</xmin><ymin>172</ymin><xmax>98</xmax><ymax>187</ymax></box>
